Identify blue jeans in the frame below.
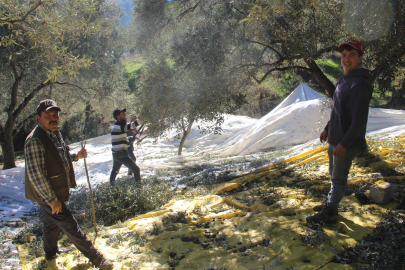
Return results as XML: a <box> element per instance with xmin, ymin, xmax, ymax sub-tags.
<box><xmin>326</xmin><ymin>144</ymin><xmax>363</xmax><ymax>208</ymax></box>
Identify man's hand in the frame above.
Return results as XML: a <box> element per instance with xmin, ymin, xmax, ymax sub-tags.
<box><xmin>333</xmin><ymin>144</ymin><xmax>347</xmax><ymax>157</ymax></box>
<box><xmin>320</xmin><ymin>130</ymin><xmax>328</xmax><ymax>143</ymax></box>
<box><xmin>50</xmin><ymin>200</ymin><xmax>62</xmax><ymax>214</ymax></box>
<box><xmin>77</xmin><ymin>148</ymin><xmax>87</xmax><ymax>159</ymax></box>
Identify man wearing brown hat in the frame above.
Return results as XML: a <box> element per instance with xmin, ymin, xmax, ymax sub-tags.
<box><xmin>110</xmin><ymin>108</ymin><xmax>141</xmax><ymax>186</ymax></box>
<box><xmin>25</xmin><ymin>99</ymin><xmax>113</xmax><ymax>269</ymax></box>
<box><xmin>306</xmin><ymin>40</ymin><xmax>373</xmax><ymax>223</ymax></box>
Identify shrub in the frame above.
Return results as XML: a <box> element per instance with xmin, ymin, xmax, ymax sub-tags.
<box><xmin>68</xmin><ymin>177</ymin><xmax>174</xmax><ymax>226</ymax></box>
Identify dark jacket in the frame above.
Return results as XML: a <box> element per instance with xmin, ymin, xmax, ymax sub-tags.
<box><xmin>25</xmin><ymin>126</ymin><xmax>76</xmax><ymax>204</ymax></box>
<box><xmin>325</xmin><ymin>68</ymin><xmax>373</xmax><ymax>149</ymax></box>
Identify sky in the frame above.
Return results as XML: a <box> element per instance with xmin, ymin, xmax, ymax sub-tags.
<box><xmin>1</xmin><ymin>83</ymin><xmax>405</xmax><ymax>268</ymax></box>
<box><xmin>118</xmin><ymin>0</ymin><xmax>134</xmax><ymax>26</ymax></box>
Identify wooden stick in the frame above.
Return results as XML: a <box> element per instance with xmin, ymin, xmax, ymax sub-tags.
<box><xmin>81</xmin><ymin>141</ymin><xmax>98</xmax><ymax>243</ymax></box>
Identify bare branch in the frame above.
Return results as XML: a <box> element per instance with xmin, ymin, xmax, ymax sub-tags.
<box><xmin>248</xmin><ymin>40</ymin><xmax>284</xmax><ymax>60</ymax></box>
<box><xmin>13</xmin><ymin>113</ymin><xmax>37</xmax><ymax>137</ymax></box>
<box><xmin>52</xmin><ymin>81</ymin><xmax>92</xmax><ymax>96</ymax></box>
<box><xmin>311</xmin><ymin>46</ymin><xmax>337</xmax><ymax>59</ymax></box>
<box><xmin>252</xmin><ymin>65</ymin><xmax>311</xmax><ymax>84</ymax></box>
<box><xmin>12</xmin><ymin>81</ymin><xmax>50</xmax><ymax>120</ymax></box>
<box><xmin>179</xmin><ymin>1</ymin><xmax>201</xmax><ymax>20</ymax></box>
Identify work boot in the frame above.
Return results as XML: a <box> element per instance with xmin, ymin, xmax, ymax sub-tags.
<box><xmin>306</xmin><ymin>206</ymin><xmax>337</xmax><ymax>224</ymax></box>
<box><xmin>92</xmin><ymin>256</ymin><xmax>113</xmax><ymax>270</ymax></box>
<box><xmin>313</xmin><ymin>202</ymin><xmax>338</xmax><ymax>215</ymax></box>
<box><xmin>45</xmin><ymin>258</ymin><xmax>59</xmax><ymax>270</ymax></box>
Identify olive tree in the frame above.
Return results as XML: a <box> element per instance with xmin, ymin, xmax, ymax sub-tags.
<box><xmin>133</xmin><ymin>1</ymin><xmax>249</xmax><ymax>154</ymax></box>
<box><xmin>133</xmin><ymin>0</ymin><xmax>405</xmax><ymax>106</ymax></box>
<box><xmin>0</xmin><ymin>0</ymin><xmax>125</xmax><ymax>168</ymax></box>
<box><xmin>243</xmin><ymin>0</ymin><xmax>405</xmax><ymax>102</ymax></box>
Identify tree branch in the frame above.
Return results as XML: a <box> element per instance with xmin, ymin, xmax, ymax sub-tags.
<box><xmin>252</xmin><ymin>66</ymin><xmax>311</xmax><ymax>84</ymax></box>
<box><xmin>179</xmin><ymin>1</ymin><xmax>201</xmax><ymax>20</ymax></box>
<box><xmin>248</xmin><ymin>40</ymin><xmax>283</xmax><ymax>60</ymax></box>
<box><xmin>13</xmin><ymin>113</ymin><xmax>37</xmax><ymax>137</ymax></box>
<box><xmin>0</xmin><ymin>0</ymin><xmax>43</xmax><ymax>24</ymax></box>
<box><xmin>8</xmin><ymin>62</ymin><xmax>24</xmax><ymax>119</ymax></box>
<box><xmin>311</xmin><ymin>46</ymin><xmax>337</xmax><ymax>59</ymax></box>
<box><xmin>52</xmin><ymin>81</ymin><xmax>92</xmax><ymax>96</ymax></box>
<box><xmin>12</xmin><ymin>81</ymin><xmax>50</xmax><ymax>120</ymax></box>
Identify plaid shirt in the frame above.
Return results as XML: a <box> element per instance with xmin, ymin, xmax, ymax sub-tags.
<box><xmin>25</xmin><ymin>124</ymin><xmax>78</xmax><ymax>205</ymax></box>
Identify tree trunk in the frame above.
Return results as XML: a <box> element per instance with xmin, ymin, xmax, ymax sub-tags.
<box><xmin>0</xmin><ymin>71</ymin><xmax>49</xmax><ymax>169</ymax></box>
<box><xmin>385</xmin><ymin>87</ymin><xmax>405</xmax><ymax>109</ymax></box>
<box><xmin>178</xmin><ymin>118</ymin><xmax>194</xmax><ymax>155</ymax></box>
<box><xmin>1</xmin><ymin>129</ymin><xmax>16</xmax><ymax>169</ymax></box>
<box><xmin>304</xmin><ymin>58</ymin><xmax>336</xmax><ymax>98</ymax></box>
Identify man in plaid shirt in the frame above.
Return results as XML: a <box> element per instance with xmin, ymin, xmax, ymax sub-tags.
<box><xmin>25</xmin><ymin>99</ymin><xmax>113</xmax><ymax>269</ymax></box>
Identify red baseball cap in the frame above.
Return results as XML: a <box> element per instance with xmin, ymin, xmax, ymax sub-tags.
<box><xmin>338</xmin><ymin>40</ymin><xmax>363</xmax><ymax>54</ymax></box>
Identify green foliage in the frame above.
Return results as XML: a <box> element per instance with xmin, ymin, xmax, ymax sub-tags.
<box><xmin>0</xmin><ymin>0</ymin><xmax>105</xmax><ymax>82</ymax></box>
<box><xmin>60</xmin><ymin>112</ymin><xmax>110</xmax><ymax>145</ymax></box>
<box><xmin>133</xmin><ymin>1</ymin><xmax>251</xmax><ymax>152</ymax></box>
<box><xmin>316</xmin><ymin>58</ymin><xmax>340</xmax><ymax>70</ymax></box>
<box><xmin>0</xmin><ymin>0</ymin><xmax>127</xmax><ymax>168</ymax></box>
<box><xmin>124</xmin><ymin>61</ymin><xmax>144</xmax><ymax>74</ymax></box>
<box><xmin>268</xmin><ymin>72</ymin><xmax>301</xmax><ymax>97</ymax></box>
<box><xmin>133</xmin><ymin>0</ymin><xmax>405</xmax><ymax>108</ymax></box>
<box><xmin>122</xmin><ymin>55</ymin><xmax>144</xmax><ymax>94</ymax></box>
<box><xmin>124</xmin><ymin>65</ymin><xmax>143</xmax><ymax>94</ymax></box>
<box><xmin>68</xmin><ymin>178</ymin><xmax>174</xmax><ymax>226</ymax></box>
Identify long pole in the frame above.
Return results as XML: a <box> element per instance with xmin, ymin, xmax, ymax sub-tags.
<box><xmin>81</xmin><ymin>141</ymin><xmax>98</xmax><ymax>242</ymax></box>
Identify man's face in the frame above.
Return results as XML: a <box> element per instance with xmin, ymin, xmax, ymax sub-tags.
<box><xmin>341</xmin><ymin>49</ymin><xmax>363</xmax><ymax>75</ymax></box>
<box><xmin>116</xmin><ymin>111</ymin><xmax>127</xmax><ymax>122</ymax></box>
<box><xmin>37</xmin><ymin>108</ymin><xmax>60</xmax><ymax>132</ymax></box>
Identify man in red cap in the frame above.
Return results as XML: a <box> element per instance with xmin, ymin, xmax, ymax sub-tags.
<box><xmin>306</xmin><ymin>40</ymin><xmax>373</xmax><ymax>223</ymax></box>
<box><xmin>25</xmin><ymin>99</ymin><xmax>113</xmax><ymax>269</ymax></box>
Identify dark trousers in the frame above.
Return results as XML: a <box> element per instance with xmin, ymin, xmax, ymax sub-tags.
<box><xmin>128</xmin><ymin>144</ymin><xmax>136</xmax><ymax>163</ymax></box>
<box><xmin>127</xmin><ymin>144</ymin><xmax>137</xmax><ymax>175</ymax></box>
<box><xmin>41</xmin><ymin>203</ymin><xmax>100</xmax><ymax>261</ymax></box>
<box><xmin>110</xmin><ymin>150</ymin><xmax>141</xmax><ymax>184</ymax></box>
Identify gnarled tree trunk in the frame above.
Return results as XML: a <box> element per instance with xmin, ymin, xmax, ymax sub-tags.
<box><xmin>385</xmin><ymin>87</ymin><xmax>405</xmax><ymax>109</ymax></box>
<box><xmin>0</xmin><ymin>131</ymin><xmax>16</xmax><ymax>169</ymax></box>
<box><xmin>178</xmin><ymin>118</ymin><xmax>194</xmax><ymax>155</ymax></box>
